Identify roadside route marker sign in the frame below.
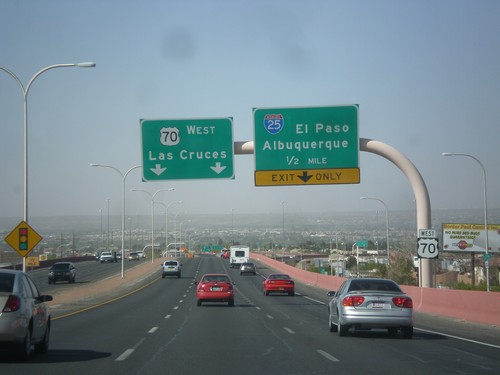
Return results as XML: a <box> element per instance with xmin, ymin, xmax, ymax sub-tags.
<box><xmin>141</xmin><ymin>118</ymin><xmax>234</xmax><ymax>181</ymax></box>
<box><xmin>253</xmin><ymin>105</ymin><xmax>359</xmax><ymax>186</ymax></box>
<box><xmin>4</xmin><ymin>221</ymin><xmax>43</xmax><ymax>257</ymax></box>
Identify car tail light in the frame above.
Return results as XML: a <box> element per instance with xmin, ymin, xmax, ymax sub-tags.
<box><xmin>342</xmin><ymin>296</ymin><xmax>365</xmax><ymax>306</ymax></box>
<box><xmin>2</xmin><ymin>295</ymin><xmax>21</xmax><ymax>312</ymax></box>
<box><xmin>392</xmin><ymin>297</ymin><xmax>413</xmax><ymax>308</ymax></box>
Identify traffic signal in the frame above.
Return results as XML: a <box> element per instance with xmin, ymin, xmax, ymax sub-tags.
<box><xmin>19</xmin><ymin>227</ymin><xmax>28</xmax><ymax>251</ymax></box>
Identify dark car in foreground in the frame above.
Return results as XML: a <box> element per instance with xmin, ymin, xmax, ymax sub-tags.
<box><xmin>327</xmin><ymin>278</ymin><xmax>413</xmax><ymax>338</ymax></box>
<box><xmin>263</xmin><ymin>274</ymin><xmax>295</xmax><ymax>296</ymax></box>
<box><xmin>195</xmin><ymin>274</ymin><xmax>234</xmax><ymax>306</ymax></box>
<box><xmin>48</xmin><ymin>262</ymin><xmax>76</xmax><ymax>284</ymax></box>
<box><xmin>0</xmin><ymin>269</ymin><xmax>52</xmax><ymax>361</ymax></box>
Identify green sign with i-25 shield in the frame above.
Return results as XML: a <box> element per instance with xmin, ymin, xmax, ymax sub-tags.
<box><xmin>253</xmin><ymin>105</ymin><xmax>359</xmax><ymax>186</ymax></box>
<box><xmin>141</xmin><ymin>118</ymin><xmax>234</xmax><ymax>181</ymax></box>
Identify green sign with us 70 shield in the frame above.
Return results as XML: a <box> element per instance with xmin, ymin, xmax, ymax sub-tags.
<box><xmin>141</xmin><ymin>118</ymin><xmax>234</xmax><ymax>181</ymax></box>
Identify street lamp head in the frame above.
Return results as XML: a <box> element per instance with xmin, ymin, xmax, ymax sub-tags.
<box><xmin>77</xmin><ymin>62</ymin><xmax>96</xmax><ymax>68</ymax></box>
<box><xmin>441</xmin><ymin>152</ymin><xmax>469</xmax><ymax>157</ymax></box>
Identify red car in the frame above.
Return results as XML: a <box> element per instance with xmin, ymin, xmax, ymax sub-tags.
<box><xmin>195</xmin><ymin>274</ymin><xmax>235</xmax><ymax>306</ymax></box>
<box><xmin>263</xmin><ymin>274</ymin><xmax>295</xmax><ymax>296</ymax></box>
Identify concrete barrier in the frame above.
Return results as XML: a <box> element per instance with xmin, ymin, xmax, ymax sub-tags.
<box><xmin>251</xmin><ymin>252</ymin><xmax>500</xmax><ymax>326</ymax></box>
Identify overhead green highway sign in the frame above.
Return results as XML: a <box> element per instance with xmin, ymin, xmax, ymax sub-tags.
<box><xmin>141</xmin><ymin>118</ymin><xmax>234</xmax><ymax>181</ymax></box>
<box><xmin>253</xmin><ymin>105</ymin><xmax>359</xmax><ymax>186</ymax></box>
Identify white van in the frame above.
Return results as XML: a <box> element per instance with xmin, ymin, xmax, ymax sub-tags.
<box><xmin>229</xmin><ymin>246</ymin><xmax>249</xmax><ymax>268</ymax></box>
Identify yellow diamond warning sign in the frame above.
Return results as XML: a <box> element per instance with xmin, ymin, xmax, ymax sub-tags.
<box><xmin>4</xmin><ymin>221</ymin><xmax>43</xmax><ymax>257</ymax></box>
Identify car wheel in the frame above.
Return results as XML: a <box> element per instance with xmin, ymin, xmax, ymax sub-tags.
<box><xmin>197</xmin><ymin>299</ymin><xmax>202</xmax><ymax>306</ymax></box>
<box><xmin>338</xmin><ymin>318</ymin><xmax>348</xmax><ymax>337</ymax></box>
<box><xmin>34</xmin><ymin>324</ymin><xmax>50</xmax><ymax>354</ymax></box>
<box><xmin>48</xmin><ymin>279</ymin><xmax>52</xmax><ymax>285</ymax></box>
<box><xmin>17</xmin><ymin>329</ymin><xmax>31</xmax><ymax>362</ymax></box>
<box><xmin>264</xmin><ymin>290</ymin><xmax>269</xmax><ymax>296</ymax></box>
<box><xmin>288</xmin><ymin>291</ymin><xmax>295</xmax><ymax>296</ymax></box>
<box><xmin>388</xmin><ymin>327</ymin><xmax>398</xmax><ymax>336</ymax></box>
<box><xmin>177</xmin><ymin>273</ymin><xmax>181</xmax><ymax>278</ymax></box>
<box><xmin>401</xmin><ymin>326</ymin><xmax>413</xmax><ymax>339</ymax></box>
<box><xmin>162</xmin><ymin>273</ymin><xmax>165</xmax><ymax>278</ymax></box>
<box><xmin>228</xmin><ymin>299</ymin><xmax>234</xmax><ymax>307</ymax></box>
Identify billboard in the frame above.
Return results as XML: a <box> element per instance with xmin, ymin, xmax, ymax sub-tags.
<box><xmin>442</xmin><ymin>223</ymin><xmax>500</xmax><ymax>253</ymax></box>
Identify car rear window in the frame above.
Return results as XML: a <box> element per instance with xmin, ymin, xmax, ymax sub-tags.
<box><xmin>269</xmin><ymin>274</ymin><xmax>290</xmax><ymax>280</ymax></box>
<box><xmin>0</xmin><ymin>273</ymin><xmax>14</xmax><ymax>292</ymax></box>
<box><xmin>164</xmin><ymin>261</ymin><xmax>178</xmax><ymax>266</ymax></box>
<box><xmin>348</xmin><ymin>280</ymin><xmax>401</xmax><ymax>292</ymax></box>
<box><xmin>52</xmin><ymin>263</ymin><xmax>70</xmax><ymax>270</ymax></box>
<box><xmin>203</xmin><ymin>276</ymin><xmax>229</xmax><ymax>283</ymax></box>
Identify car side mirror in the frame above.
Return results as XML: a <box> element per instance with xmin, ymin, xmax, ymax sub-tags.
<box><xmin>38</xmin><ymin>295</ymin><xmax>53</xmax><ymax>303</ymax></box>
<box><xmin>327</xmin><ymin>291</ymin><xmax>336</xmax><ymax>297</ymax></box>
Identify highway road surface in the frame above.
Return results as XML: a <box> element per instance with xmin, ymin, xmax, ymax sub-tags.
<box><xmin>1</xmin><ymin>254</ymin><xmax>499</xmax><ymax>374</ymax></box>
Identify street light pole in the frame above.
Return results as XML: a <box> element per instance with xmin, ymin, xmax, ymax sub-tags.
<box><xmin>165</xmin><ymin>201</ymin><xmax>182</xmax><ymax>253</ymax></box>
<box><xmin>131</xmin><ymin>189</ymin><xmax>174</xmax><ymax>263</ymax></box>
<box><xmin>360</xmin><ymin>197</ymin><xmax>390</xmax><ymax>265</ymax></box>
<box><xmin>281</xmin><ymin>201</ymin><xmax>285</xmax><ymax>251</ymax></box>
<box><xmin>1</xmin><ymin>62</ymin><xmax>95</xmax><ymax>272</ymax></box>
<box><xmin>442</xmin><ymin>152</ymin><xmax>490</xmax><ymax>292</ymax></box>
<box><xmin>91</xmin><ymin>164</ymin><xmax>141</xmax><ymax>278</ymax></box>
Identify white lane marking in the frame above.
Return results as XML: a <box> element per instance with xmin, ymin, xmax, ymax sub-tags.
<box><xmin>255</xmin><ymin>306</ymin><xmax>261</xmax><ymax>310</ymax></box>
<box><xmin>173</xmin><ymin>306</ymin><xmax>179</xmax><ymax>310</ymax></box>
<box><xmin>303</xmin><ymin>295</ymin><xmax>326</xmax><ymax>305</ymax></box>
<box><xmin>165</xmin><ymin>314</ymin><xmax>172</xmax><ymax>319</ymax></box>
<box><xmin>267</xmin><ymin>314</ymin><xmax>274</xmax><ymax>319</ymax></box>
<box><xmin>148</xmin><ymin>327</ymin><xmax>159</xmax><ymax>333</ymax></box>
<box><xmin>283</xmin><ymin>327</ymin><xmax>295</xmax><ymax>334</ymax></box>
<box><xmin>416</xmin><ymin>328</ymin><xmax>500</xmax><ymax>349</ymax></box>
<box><xmin>179</xmin><ymin>300</ymin><xmax>183</xmax><ymax>303</ymax></box>
<box><xmin>115</xmin><ymin>337</ymin><xmax>146</xmax><ymax>362</ymax></box>
<box><xmin>116</xmin><ymin>348</ymin><xmax>134</xmax><ymax>361</ymax></box>
<box><xmin>317</xmin><ymin>349</ymin><xmax>340</xmax><ymax>362</ymax></box>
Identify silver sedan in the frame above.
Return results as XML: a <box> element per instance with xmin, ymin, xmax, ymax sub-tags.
<box><xmin>327</xmin><ymin>278</ymin><xmax>413</xmax><ymax>338</ymax></box>
<box><xmin>0</xmin><ymin>269</ymin><xmax>53</xmax><ymax>361</ymax></box>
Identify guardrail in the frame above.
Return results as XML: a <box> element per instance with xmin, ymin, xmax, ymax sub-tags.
<box><xmin>251</xmin><ymin>252</ymin><xmax>500</xmax><ymax>326</ymax></box>
<box><xmin>1</xmin><ymin>256</ymin><xmax>97</xmax><ymax>270</ymax></box>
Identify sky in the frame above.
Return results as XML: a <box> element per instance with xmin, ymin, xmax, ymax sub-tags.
<box><xmin>1</xmin><ymin>0</ymin><xmax>500</xmax><ymax>222</ymax></box>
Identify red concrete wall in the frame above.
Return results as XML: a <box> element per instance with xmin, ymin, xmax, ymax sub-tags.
<box><xmin>251</xmin><ymin>253</ymin><xmax>500</xmax><ymax>326</ymax></box>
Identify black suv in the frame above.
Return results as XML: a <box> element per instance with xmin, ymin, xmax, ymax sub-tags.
<box><xmin>48</xmin><ymin>262</ymin><xmax>77</xmax><ymax>284</ymax></box>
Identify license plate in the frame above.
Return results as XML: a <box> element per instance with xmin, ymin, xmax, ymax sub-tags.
<box><xmin>371</xmin><ymin>302</ymin><xmax>385</xmax><ymax>308</ymax></box>
<box><xmin>212</xmin><ymin>287</ymin><xmax>222</xmax><ymax>291</ymax></box>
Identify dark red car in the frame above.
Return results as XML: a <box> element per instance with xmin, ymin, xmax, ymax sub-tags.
<box><xmin>195</xmin><ymin>274</ymin><xmax>235</xmax><ymax>306</ymax></box>
<box><xmin>263</xmin><ymin>273</ymin><xmax>295</xmax><ymax>296</ymax></box>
